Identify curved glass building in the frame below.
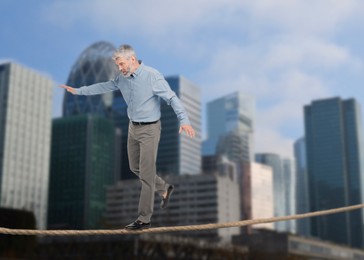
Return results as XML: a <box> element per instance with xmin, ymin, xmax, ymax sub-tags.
<box><xmin>63</xmin><ymin>41</ymin><xmax>120</xmax><ymax>117</ymax></box>
<box><xmin>62</xmin><ymin>42</ymin><xmax>130</xmax><ymax>179</ymax></box>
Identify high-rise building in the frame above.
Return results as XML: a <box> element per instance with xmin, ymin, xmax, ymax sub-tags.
<box><xmin>63</xmin><ymin>41</ymin><xmax>119</xmax><ymax>117</ymax></box>
<box><xmin>0</xmin><ymin>62</ymin><xmax>53</xmax><ymax>229</ymax></box>
<box><xmin>294</xmin><ymin>137</ymin><xmax>310</xmax><ymax>237</ymax></box>
<box><xmin>202</xmin><ymin>92</ymin><xmax>255</xmax><ymax>163</ymax></box>
<box><xmin>282</xmin><ymin>158</ymin><xmax>296</xmax><ymax>233</ymax></box>
<box><xmin>216</xmin><ymin>131</ymin><xmax>246</xmax><ymax>165</ymax></box>
<box><xmin>240</xmin><ymin>162</ymin><xmax>274</xmax><ymax>233</ymax></box>
<box><xmin>304</xmin><ymin>97</ymin><xmax>364</xmax><ymax>248</ymax></box>
<box><xmin>158</xmin><ymin>76</ymin><xmax>201</xmax><ymax>175</ymax></box>
<box><xmin>255</xmin><ymin>153</ymin><xmax>287</xmax><ymax>232</ymax></box>
<box><xmin>48</xmin><ymin>115</ymin><xmax>117</xmax><ymax>229</ymax></box>
<box><xmin>105</xmin><ymin>173</ymin><xmax>240</xmax><ymax>242</ymax></box>
<box><xmin>61</xmin><ymin>41</ymin><xmax>127</xmax><ymax>178</ymax></box>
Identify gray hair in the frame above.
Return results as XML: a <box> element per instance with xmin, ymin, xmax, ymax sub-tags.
<box><xmin>112</xmin><ymin>44</ymin><xmax>137</xmax><ymax>60</ymax></box>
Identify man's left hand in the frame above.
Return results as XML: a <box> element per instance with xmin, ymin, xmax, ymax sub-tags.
<box><xmin>179</xmin><ymin>125</ymin><xmax>196</xmax><ymax>138</ymax></box>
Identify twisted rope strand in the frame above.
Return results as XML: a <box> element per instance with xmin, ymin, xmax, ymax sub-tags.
<box><xmin>1</xmin><ymin>203</ymin><xmax>363</xmax><ymax>236</ymax></box>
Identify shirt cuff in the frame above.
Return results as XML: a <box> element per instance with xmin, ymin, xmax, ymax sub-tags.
<box><xmin>74</xmin><ymin>88</ymin><xmax>82</xmax><ymax>95</ymax></box>
<box><xmin>180</xmin><ymin>118</ymin><xmax>191</xmax><ymax>126</ymax></box>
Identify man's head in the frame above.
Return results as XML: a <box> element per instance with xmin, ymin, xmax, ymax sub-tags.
<box><xmin>113</xmin><ymin>44</ymin><xmax>139</xmax><ymax>77</ymax></box>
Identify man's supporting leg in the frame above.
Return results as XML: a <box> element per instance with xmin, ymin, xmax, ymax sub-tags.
<box><xmin>129</xmin><ymin>122</ymin><xmax>168</xmax><ymax>223</ymax></box>
<box><xmin>128</xmin><ymin>122</ymin><xmax>168</xmax><ymax>196</ymax></box>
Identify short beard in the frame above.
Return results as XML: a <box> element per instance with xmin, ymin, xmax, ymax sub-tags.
<box><xmin>121</xmin><ymin>65</ymin><xmax>132</xmax><ymax>77</ymax></box>
<box><xmin>122</xmin><ymin>71</ymin><xmax>132</xmax><ymax>78</ymax></box>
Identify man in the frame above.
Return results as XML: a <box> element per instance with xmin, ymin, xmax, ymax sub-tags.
<box><xmin>61</xmin><ymin>44</ymin><xmax>195</xmax><ymax>230</ymax></box>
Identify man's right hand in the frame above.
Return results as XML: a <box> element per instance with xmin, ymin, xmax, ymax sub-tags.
<box><xmin>60</xmin><ymin>85</ymin><xmax>76</xmax><ymax>94</ymax></box>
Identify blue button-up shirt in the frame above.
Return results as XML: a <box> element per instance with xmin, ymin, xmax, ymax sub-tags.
<box><xmin>74</xmin><ymin>63</ymin><xmax>190</xmax><ymax>125</ymax></box>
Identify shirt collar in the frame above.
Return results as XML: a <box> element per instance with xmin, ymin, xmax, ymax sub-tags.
<box><xmin>131</xmin><ymin>60</ymin><xmax>143</xmax><ymax>78</ymax></box>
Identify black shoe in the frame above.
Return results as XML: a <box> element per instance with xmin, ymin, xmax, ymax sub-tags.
<box><xmin>161</xmin><ymin>185</ymin><xmax>174</xmax><ymax>209</ymax></box>
<box><xmin>124</xmin><ymin>220</ymin><xmax>151</xmax><ymax>230</ymax></box>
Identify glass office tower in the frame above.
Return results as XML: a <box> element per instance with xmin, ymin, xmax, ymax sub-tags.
<box><xmin>255</xmin><ymin>153</ymin><xmax>287</xmax><ymax>232</ymax></box>
<box><xmin>63</xmin><ymin>41</ymin><xmax>119</xmax><ymax>117</ymax></box>
<box><xmin>61</xmin><ymin>41</ymin><xmax>128</xmax><ymax>178</ymax></box>
<box><xmin>48</xmin><ymin>115</ymin><xmax>116</xmax><ymax>229</ymax></box>
<box><xmin>294</xmin><ymin>137</ymin><xmax>310</xmax><ymax>237</ymax></box>
<box><xmin>158</xmin><ymin>76</ymin><xmax>201</xmax><ymax>175</ymax></box>
<box><xmin>304</xmin><ymin>97</ymin><xmax>364</xmax><ymax>248</ymax></box>
<box><xmin>203</xmin><ymin>92</ymin><xmax>255</xmax><ymax>163</ymax></box>
<box><xmin>0</xmin><ymin>62</ymin><xmax>53</xmax><ymax>229</ymax></box>
<box><xmin>282</xmin><ymin>158</ymin><xmax>296</xmax><ymax>233</ymax></box>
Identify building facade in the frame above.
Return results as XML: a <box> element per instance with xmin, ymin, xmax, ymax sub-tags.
<box><xmin>255</xmin><ymin>153</ymin><xmax>288</xmax><ymax>232</ymax></box>
<box><xmin>61</xmin><ymin>41</ymin><xmax>126</xmax><ymax>178</ymax></box>
<box><xmin>63</xmin><ymin>41</ymin><xmax>119</xmax><ymax>117</ymax></box>
<box><xmin>0</xmin><ymin>62</ymin><xmax>53</xmax><ymax>229</ymax></box>
<box><xmin>158</xmin><ymin>76</ymin><xmax>201</xmax><ymax>176</ymax></box>
<box><xmin>294</xmin><ymin>137</ymin><xmax>310</xmax><ymax>237</ymax></box>
<box><xmin>282</xmin><ymin>158</ymin><xmax>296</xmax><ymax>233</ymax></box>
<box><xmin>304</xmin><ymin>97</ymin><xmax>364</xmax><ymax>248</ymax></box>
<box><xmin>202</xmin><ymin>91</ymin><xmax>255</xmax><ymax>163</ymax></box>
<box><xmin>240</xmin><ymin>162</ymin><xmax>274</xmax><ymax>232</ymax></box>
<box><xmin>48</xmin><ymin>115</ymin><xmax>117</xmax><ymax>229</ymax></box>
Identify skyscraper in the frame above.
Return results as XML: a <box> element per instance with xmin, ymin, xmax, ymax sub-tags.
<box><xmin>202</xmin><ymin>92</ymin><xmax>255</xmax><ymax>163</ymax></box>
<box><xmin>255</xmin><ymin>153</ymin><xmax>287</xmax><ymax>232</ymax></box>
<box><xmin>61</xmin><ymin>41</ymin><xmax>128</xmax><ymax>178</ymax></box>
<box><xmin>63</xmin><ymin>41</ymin><xmax>119</xmax><ymax>117</ymax></box>
<box><xmin>0</xmin><ymin>62</ymin><xmax>53</xmax><ymax>229</ymax></box>
<box><xmin>158</xmin><ymin>75</ymin><xmax>201</xmax><ymax>175</ymax></box>
<box><xmin>216</xmin><ymin>131</ymin><xmax>246</xmax><ymax>164</ymax></box>
<box><xmin>282</xmin><ymin>158</ymin><xmax>296</xmax><ymax>233</ymax></box>
<box><xmin>294</xmin><ymin>137</ymin><xmax>310</xmax><ymax>237</ymax></box>
<box><xmin>304</xmin><ymin>97</ymin><xmax>364</xmax><ymax>248</ymax></box>
<box><xmin>48</xmin><ymin>115</ymin><xmax>116</xmax><ymax>229</ymax></box>
<box><xmin>240</xmin><ymin>162</ymin><xmax>274</xmax><ymax>233</ymax></box>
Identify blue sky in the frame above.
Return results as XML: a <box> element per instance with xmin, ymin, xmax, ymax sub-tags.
<box><xmin>2</xmin><ymin>0</ymin><xmax>364</xmax><ymax>159</ymax></box>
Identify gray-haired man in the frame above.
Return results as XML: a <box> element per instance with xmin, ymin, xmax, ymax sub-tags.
<box><xmin>61</xmin><ymin>44</ymin><xmax>195</xmax><ymax>230</ymax></box>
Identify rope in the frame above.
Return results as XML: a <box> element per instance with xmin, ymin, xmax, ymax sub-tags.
<box><xmin>1</xmin><ymin>203</ymin><xmax>363</xmax><ymax>236</ymax></box>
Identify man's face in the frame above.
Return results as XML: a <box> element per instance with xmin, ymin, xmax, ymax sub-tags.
<box><xmin>115</xmin><ymin>56</ymin><xmax>132</xmax><ymax>77</ymax></box>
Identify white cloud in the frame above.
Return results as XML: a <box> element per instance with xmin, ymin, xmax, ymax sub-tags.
<box><xmin>243</xmin><ymin>0</ymin><xmax>361</xmax><ymax>35</ymax></box>
<box><xmin>255</xmin><ymin>127</ymin><xmax>294</xmax><ymax>159</ymax></box>
<box><xmin>43</xmin><ymin>0</ymin><xmax>226</xmax><ymax>35</ymax></box>
<box><xmin>264</xmin><ymin>36</ymin><xmax>355</xmax><ymax>70</ymax></box>
<box><xmin>252</xmin><ymin>67</ymin><xmax>340</xmax><ymax>159</ymax></box>
<box><xmin>276</xmin><ymin>70</ymin><xmax>330</xmax><ymax>101</ymax></box>
<box><xmin>200</xmin><ymin>37</ymin><xmax>350</xmax><ymax>101</ymax></box>
<box><xmin>44</xmin><ymin>0</ymin><xmax>364</xmax><ymax>36</ymax></box>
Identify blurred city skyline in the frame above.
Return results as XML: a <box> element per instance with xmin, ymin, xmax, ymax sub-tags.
<box><xmin>2</xmin><ymin>0</ymin><xmax>364</xmax><ymax>159</ymax></box>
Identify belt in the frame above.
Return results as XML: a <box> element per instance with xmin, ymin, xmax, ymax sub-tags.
<box><xmin>131</xmin><ymin>120</ymin><xmax>159</xmax><ymax>126</ymax></box>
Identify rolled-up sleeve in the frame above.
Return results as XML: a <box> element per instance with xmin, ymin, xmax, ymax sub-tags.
<box><xmin>152</xmin><ymin>78</ymin><xmax>191</xmax><ymax>125</ymax></box>
<box><xmin>75</xmin><ymin>78</ymin><xmax>119</xmax><ymax>95</ymax></box>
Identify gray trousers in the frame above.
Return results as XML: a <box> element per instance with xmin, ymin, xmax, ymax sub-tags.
<box><xmin>128</xmin><ymin>120</ymin><xmax>168</xmax><ymax>223</ymax></box>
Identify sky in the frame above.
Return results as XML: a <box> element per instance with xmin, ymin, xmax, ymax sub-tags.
<box><xmin>2</xmin><ymin>0</ymin><xmax>364</xmax><ymax>160</ymax></box>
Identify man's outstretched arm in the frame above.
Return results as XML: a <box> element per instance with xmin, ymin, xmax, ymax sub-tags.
<box><xmin>60</xmin><ymin>85</ymin><xmax>76</xmax><ymax>94</ymax></box>
<box><xmin>59</xmin><ymin>80</ymin><xmax>119</xmax><ymax>95</ymax></box>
